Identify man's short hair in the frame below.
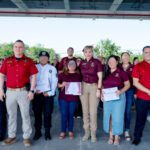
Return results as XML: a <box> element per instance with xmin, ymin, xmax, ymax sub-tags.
<box><xmin>67</xmin><ymin>47</ymin><xmax>74</xmax><ymax>51</ymax></box>
<box><xmin>142</xmin><ymin>46</ymin><xmax>150</xmax><ymax>52</ymax></box>
<box><xmin>14</xmin><ymin>39</ymin><xmax>25</xmax><ymax>47</ymax></box>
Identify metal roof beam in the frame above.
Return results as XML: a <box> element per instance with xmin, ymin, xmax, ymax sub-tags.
<box><xmin>109</xmin><ymin>0</ymin><xmax>123</xmax><ymax>12</ymax></box>
<box><xmin>64</xmin><ymin>0</ymin><xmax>70</xmax><ymax>12</ymax></box>
<box><xmin>11</xmin><ymin>0</ymin><xmax>28</xmax><ymax>11</ymax></box>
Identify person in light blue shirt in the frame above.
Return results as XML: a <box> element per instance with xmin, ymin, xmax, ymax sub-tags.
<box><xmin>32</xmin><ymin>51</ymin><xmax>58</xmax><ymax>141</ymax></box>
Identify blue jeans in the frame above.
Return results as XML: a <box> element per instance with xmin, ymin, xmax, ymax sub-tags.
<box><xmin>103</xmin><ymin>93</ymin><xmax>126</xmax><ymax>135</ymax></box>
<box><xmin>59</xmin><ymin>99</ymin><xmax>77</xmax><ymax>132</ymax></box>
<box><xmin>124</xmin><ymin>88</ymin><xmax>135</xmax><ymax>131</ymax></box>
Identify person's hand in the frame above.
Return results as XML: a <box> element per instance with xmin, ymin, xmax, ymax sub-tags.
<box><xmin>147</xmin><ymin>89</ymin><xmax>150</xmax><ymax>96</ymax></box>
<box><xmin>62</xmin><ymin>82</ymin><xmax>67</xmax><ymax>87</ymax></box>
<box><xmin>116</xmin><ymin>90</ymin><xmax>121</xmax><ymax>96</ymax></box>
<box><xmin>101</xmin><ymin>93</ymin><xmax>104</xmax><ymax>102</ymax></box>
<box><xmin>0</xmin><ymin>89</ymin><xmax>5</xmax><ymax>101</ymax></box>
<box><xmin>134</xmin><ymin>94</ymin><xmax>137</xmax><ymax>99</ymax></box>
<box><xmin>96</xmin><ymin>89</ymin><xmax>101</xmax><ymax>98</ymax></box>
<box><xmin>36</xmin><ymin>90</ymin><xmax>41</xmax><ymax>94</ymax></box>
<box><xmin>27</xmin><ymin>91</ymin><xmax>34</xmax><ymax>101</ymax></box>
<box><xmin>43</xmin><ymin>92</ymin><xmax>49</xmax><ymax>97</ymax></box>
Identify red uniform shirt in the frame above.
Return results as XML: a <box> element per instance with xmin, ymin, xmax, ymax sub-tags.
<box><xmin>103</xmin><ymin>68</ymin><xmax>129</xmax><ymax>89</ymax></box>
<box><xmin>0</xmin><ymin>55</ymin><xmax>38</xmax><ymax>88</ymax></box>
<box><xmin>58</xmin><ymin>72</ymin><xmax>82</xmax><ymax>101</ymax></box>
<box><xmin>79</xmin><ymin>57</ymin><xmax>102</xmax><ymax>84</ymax></box>
<box><xmin>58</xmin><ymin>57</ymin><xmax>76</xmax><ymax>71</ymax></box>
<box><xmin>132</xmin><ymin>61</ymin><xmax>150</xmax><ymax>100</ymax></box>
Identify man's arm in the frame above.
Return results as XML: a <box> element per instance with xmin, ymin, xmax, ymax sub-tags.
<box><xmin>133</xmin><ymin>78</ymin><xmax>150</xmax><ymax>95</ymax></box>
<box><xmin>27</xmin><ymin>74</ymin><xmax>37</xmax><ymax>101</ymax></box>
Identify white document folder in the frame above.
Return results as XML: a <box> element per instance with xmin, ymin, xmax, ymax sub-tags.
<box><xmin>65</xmin><ymin>82</ymin><xmax>82</xmax><ymax>95</ymax></box>
<box><xmin>102</xmin><ymin>87</ymin><xmax>119</xmax><ymax>101</ymax></box>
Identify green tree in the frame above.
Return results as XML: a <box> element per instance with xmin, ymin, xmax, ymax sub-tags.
<box><xmin>0</xmin><ymin>43</ymin><xmax>13</xmax><ymax>58</ymax></box>
<box><xmin>94</xmin><ymin>39</ymin><xmax>121</xmax><ymax>58</ymax></box>
<box><xmin>0</xmin><ymin>43</ymin><xmax>57</xmax><ymax>63</ymax></box>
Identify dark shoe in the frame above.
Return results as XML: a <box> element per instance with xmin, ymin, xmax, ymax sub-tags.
<box><xmin>45</xmin><ymin>132</ymin><xmax>51</xmax><ymax>140</ymax></box>
<box><xmin>0</xmin><ymin>135</ymin><xmax>5</xmax><ymax>141</ymax></box>
<box><xmin>33</xmin><ymin>131</ymin><xmax>42</xmax><ymax>140</ymax></box>
<box><xmin>2</xmin><ymin>137</ymin><xmax>16</xmax><ymax>145</ymax></box>
<box><xmin>132</xmin><ymin>139</ymin><xmax>141</xmax><ymax>145</ymax></box>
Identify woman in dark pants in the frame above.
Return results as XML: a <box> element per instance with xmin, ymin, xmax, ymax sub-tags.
<box><xmin>121</xmin><ymin>52</ymin><xmax>134</xmax><ymax>141</ymax></box>
<box><xmin>58</xmin><ymin>60</ymin><xmax>81</xmax><ymax>139</ymax></box>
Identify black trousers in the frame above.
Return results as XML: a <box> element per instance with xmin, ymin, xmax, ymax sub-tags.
<box><xmin>74</xmin><ymin>100</ymin><xmax>82</xmax><ymax>117</ymax></box>
<box><xmin>32</xmin><ymin>94</ymin><xmax>54</xmax><ymax>132</ymax></box>
<box><xmin>134</xmin><ymin>98</ymin><xmax>150</xmax><ymax>140</ymax></box>
<box><xmin>0</xmin><ymin>100</ymin><xmax>7</xmax><ymax>137</ymax></box>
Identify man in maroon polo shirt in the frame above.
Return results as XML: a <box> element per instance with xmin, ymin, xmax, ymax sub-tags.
<box><xmin>0</xmin><ymin>40</ymin><xmax>38</xmax><ymax>147</ymax></box>
<box><xmin>58</xmin><ymin>47</ymin><xmax>76</xmax><ymax>73</ymax></box>
<box><xmin>80</xmin><ymin>45</ymin><xmax>103</xmax><ymax>142</ymax></box>
<box><xmin>132</xmin><ymin>46</ymin><xmax>150</xmax><ymax>145</ymax></box>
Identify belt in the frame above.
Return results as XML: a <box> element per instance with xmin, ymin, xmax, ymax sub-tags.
<box><xmin>7</xmin><ymin>87</ymin><xmax>26</xmax><ymax>92</ymax></box>
<box><xmin>83</xmin><ymin>82</ymin><xmax>97</xmax><ymax>85</ymax></box>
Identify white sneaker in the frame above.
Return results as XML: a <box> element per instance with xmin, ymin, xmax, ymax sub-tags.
<box><xmin>124</xmin><ymin>131</ymin><xmax>131</xmax><ymax>141</ymax></box>
<box><xmin>147</xmin><ymin>116</ymin><xmax>150</xmax><ymax>122</ymax></box>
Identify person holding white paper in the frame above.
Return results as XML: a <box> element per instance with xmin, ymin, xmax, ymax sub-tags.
<box><xmin>33</xmin><ymin>51</ymin><xmax>58</xmax><ymax>141</ymax></box>
<box><xmin>102</xmin><ymin>55</ymin><xmax>130</xmax><ymax>145</ymax></box>
<box><xmin>58</xmin><ymin>60</ymin><xmax>81</xmax><ymax>140</ymax></box>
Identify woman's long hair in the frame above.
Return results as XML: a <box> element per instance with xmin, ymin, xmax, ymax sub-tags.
<box><xmin>103</xmin><ymin>55</ymin><xmax>120</xmax><ymax>80</ymax></box>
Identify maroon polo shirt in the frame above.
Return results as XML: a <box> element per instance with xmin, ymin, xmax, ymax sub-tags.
<box><xmin>120</xmin><ymin>63</ymin><xmax>134</xmax><ymax>88</ymax></box>
<box><xmin>58</xmin><ymin>56</ymin><xmax>76</xmax><ymax>71</ymax></box>
<box><xmin>132</xmin><ymin>61</ymin><xmax>150</xmax><ymax>100</ymax></box>
<box><xmin>58</xmin><ymin>72</ymin><xmax>82</xmax><ymax>101</ymax></box>
<box><xmin>0</xmin><ymin>55</ymin><xmax>38</xmax><ymax>88</ymax></box>
<box><xmin>79</xmin><ymin>57</ymin><xmax>103</xmax><ymax>84</ymax></box>
<box><xmin>103</xmin><ymin>68</ymin><xmax>129</xmax><ymax>89</ymax></box>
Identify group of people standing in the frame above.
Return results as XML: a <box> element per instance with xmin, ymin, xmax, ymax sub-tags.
<box><xmin>0</xmin><ymin>40</ymin><xmax>150</xmax><ymax>148</ymax></box>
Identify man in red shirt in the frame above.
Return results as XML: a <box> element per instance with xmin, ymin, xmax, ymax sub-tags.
<box><xmin>132</xmin><ymin>46</ymin><xmax>150</xmax><ymax>145</ymax></box>
<box><xmin>58</xmin><ymin>47</ymin><xmax>76</xmax><ymax>73</ymax></box>
<box><xmin>0</xmin><ymin>40</ymin><xmax>38</xmax><ymax>147</ymax></box>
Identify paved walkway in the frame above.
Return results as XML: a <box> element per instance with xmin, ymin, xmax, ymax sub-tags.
<box><xmin>0</xmin><ymin>103</ymin><xmax>150</xmax><ymax>150</ymax></box>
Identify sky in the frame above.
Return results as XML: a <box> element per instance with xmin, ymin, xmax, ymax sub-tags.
<box><xmin>0</xmin><ymin>16</ymin><xmax>150</xmax><ymax>56</ymax></box>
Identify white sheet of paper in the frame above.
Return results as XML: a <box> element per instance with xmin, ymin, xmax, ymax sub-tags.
<box><xmin>65</xmin><ymin>82</ymin><xmax>81</xmax><ymax>95</ymax></box>
<box><xmin>102</xmin><ymin>87</ymin><xmax>119</xmax><ymax>101</ymax></box>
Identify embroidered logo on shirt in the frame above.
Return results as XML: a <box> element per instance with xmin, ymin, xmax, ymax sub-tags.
<box><xmin>91</xmin><ymin>62</ymin><xmax>95</xmax><ymax>67</ymax></box>
<box><xmin>115</xmin><ymin>73</ymin><xmax>119</xmax><ymax>77</ymax></box>
<box><xmin>42</xmin><ymin>52</ymin><xmax>46</xmax><ymax>55</ymax></box>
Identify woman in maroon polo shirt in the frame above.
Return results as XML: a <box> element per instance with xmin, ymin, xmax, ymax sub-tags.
<box><xmin>102</xmin><ymin>55</ymin><xmax>130</xmax><ymax>145</ymax></box>
<box><xmin>79</xmin><ymin>45</ymin><xmax>102</xmax><ymax>142</ymax></box>
<box><xmin>121</xmin><ymin>52</ymin><xmax>134</xmax><ymax>141</ymax></box>
<box><xmin>58</xmin><ymin>60</ymin><xmax>81</xmax><ymax>139</ymax></box>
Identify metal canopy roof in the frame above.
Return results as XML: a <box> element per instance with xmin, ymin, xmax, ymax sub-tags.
<box><xmin>0</xmin><ymin>0</ymin><xmax>150</xmax><ymax>19</ymax></box>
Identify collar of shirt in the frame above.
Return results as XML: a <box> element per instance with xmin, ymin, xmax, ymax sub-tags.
<box><xmin>143</xmin><ymin>60</ymin><xmax>150</xmax><ymax>67</ymax></box>
<box><xmin>11</xmin><ymin>54</ymin><xmax>27</xmax><ymax>61</ymax></box>
<box><xmin>84</xmin><ymin>57</ymin><xmax>94</xmax><ymax>63</ymax></box>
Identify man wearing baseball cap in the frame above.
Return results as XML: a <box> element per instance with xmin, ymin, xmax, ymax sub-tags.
<box><xmin>32</xmin><ymin>51</ymin><xmax>58</xmax><ymax>141</ymax></box>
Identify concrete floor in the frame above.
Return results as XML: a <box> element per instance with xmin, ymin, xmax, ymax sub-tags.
<box><xmin>0</xmin><ymin>102</ymin><xmax>150</xmax><ymax>150</ymax></box>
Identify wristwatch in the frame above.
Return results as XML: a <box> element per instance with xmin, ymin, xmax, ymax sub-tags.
<box><xmin>29</xmin><ymin>90</ymin><xmax>34</xmax><ymax>93</ymax></box>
